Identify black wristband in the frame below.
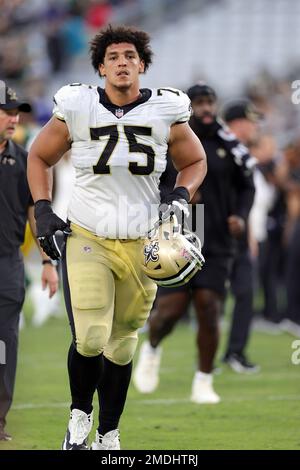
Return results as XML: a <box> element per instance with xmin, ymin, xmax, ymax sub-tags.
<box><xmin>162</xmin><ymin>186</ymin><xmax>190</xmax><ymax>204</ymax></box>
<box><xmin>34</xmin><ymin>199</ymin><xmax>53</xmax><ymax>219</ymax></box>
<box><xmin>42</xmin><ymin>259</ymin><xmax>58</xmax><ymax>267</ymax></box>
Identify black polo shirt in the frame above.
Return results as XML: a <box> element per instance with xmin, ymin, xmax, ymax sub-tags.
<box><xmin>0</xmin><ymin>140</ymin><xmax>33</xmax><ymax>256</ymax></box>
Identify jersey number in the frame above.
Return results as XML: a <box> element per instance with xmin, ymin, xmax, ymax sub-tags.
<box><xmin>157</xmin><ymin>88</ymin><xmax>180</xmax><ymax>96</ymax></box>
<box><xmin>91</xmin><ymin>125</ymin><xmax>155</xmax><ymax>175</ymax></box>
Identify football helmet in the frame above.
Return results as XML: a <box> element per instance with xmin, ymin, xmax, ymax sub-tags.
<box><xmin>142</xmin><ymin>217</ymin><xmax>205</xmax><ymax>287</ymax></box>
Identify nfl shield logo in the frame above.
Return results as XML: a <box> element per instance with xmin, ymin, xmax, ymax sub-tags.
<box><xmin>115</xmin><ymin>108</ymin><xmax>124</xmax><ymax>118</ymax></box>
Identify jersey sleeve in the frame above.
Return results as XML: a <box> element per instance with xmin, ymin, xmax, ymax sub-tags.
<box><xmin>156</xmin><ymin>87</ymin><xmax>191</xmax><ymax>125</ymax></box>
<box><xmin>53</xmin><ymin>85</ymin><xmax>71</xmax><ymax>122</ymax></box>
<box><xmin>52</xmin><ymin>84</ymin><xmax>89</xmax><ymax>140</ymax></box>
<box><xmin>174</xmin><ymin>90</ymin><xmax>192</xmax><ymax>124</ymax></box>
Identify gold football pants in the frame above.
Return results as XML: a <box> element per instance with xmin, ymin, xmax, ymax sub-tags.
<box><xmin>62</xmin><ymin>223</ymin><xmax>157</xmax><ymax>365</ymax></box>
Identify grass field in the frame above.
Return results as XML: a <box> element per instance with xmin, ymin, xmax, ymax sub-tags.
<box><xmin>1</xmin><ymin>299</ymin><xmax>300</xmax><ymax>451</ymax></box>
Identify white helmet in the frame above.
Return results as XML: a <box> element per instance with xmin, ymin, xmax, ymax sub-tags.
<box><xmin>142</xmin><ymin>217</ymin><xmax>205</xmax><ymax>287</ymax></box>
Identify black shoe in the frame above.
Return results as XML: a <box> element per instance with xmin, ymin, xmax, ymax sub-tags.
<box><xmin>0</xmin><ymin>424</ymin><xmax>12</xmax><ymax>441</ymax></box>
<box><xmin>223</xmin><ymin>353</ymin><xmax>260</xmax><ymax>374</ymax></box>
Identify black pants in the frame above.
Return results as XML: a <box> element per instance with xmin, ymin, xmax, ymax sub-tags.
<box><xmin>286</xmin><ymin>219</ymin><xmax>300</xmax><ymax>324</ymax></box>
<box><xmin>0</xmin><ymin>251</ymin><xmax>25</xmax><ymax>426</ymax></box>
<box><xmin>258</xmin><ymin>235</ymin><xmax>284</xmax><ymax>323</ymax></box>
<box><xmin>225</xmin><ymin>249</ymin><xmax>254</xmax><ymax>356</ymax></box>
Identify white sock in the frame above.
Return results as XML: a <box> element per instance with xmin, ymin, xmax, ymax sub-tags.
<box><xmin>144</xmin><ymin>341</ymin><xmax>159</xmax><ymax>353</ymax></box>
<box><xmin>195</xmin><ymin>371</ymin><xmax>213</xmax><ymax>383</ymax></box>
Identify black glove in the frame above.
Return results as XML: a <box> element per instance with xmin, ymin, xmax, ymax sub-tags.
<box><xmin>159</xmin><ymin>186</ymin><xmax>190</xmax><ymax>228</ymax></box>
<box><xmin>34</xmin><ymin>200</ymin><xmax>72</xmax><ymax>260</ymax></box>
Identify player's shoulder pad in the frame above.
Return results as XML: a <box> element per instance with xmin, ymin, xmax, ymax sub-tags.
<box><xmin>154</xmin><ymin>87</ymin><xmax>188</xmax><ymax>103</ymax></box>
<box><xmin>54</xmin><ymin>83</ymin><xmax>97</xmax><ymax>110</ymax></box>
<box><xmin>153</xmin><ymin>87</ymin><xmax>191</xmax><ymax>123</ymax></box>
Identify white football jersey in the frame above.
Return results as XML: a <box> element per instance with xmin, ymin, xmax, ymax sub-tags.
<box><xmin>53</xmin><ymin>84</ymin><xmax>191</xmax><ymax>238</ymax></box>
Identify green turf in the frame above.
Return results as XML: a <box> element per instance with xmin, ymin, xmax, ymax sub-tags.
<box><xmin>1</xmin><ymin>307</ymin><xmax>300</xmax><ymax>450</ymax></box>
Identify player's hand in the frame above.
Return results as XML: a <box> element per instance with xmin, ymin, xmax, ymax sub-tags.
<box><xmin>159</xmin><ymin>186</ymin><xmax>190</xmax><ymax>228</ymax></box>
<box><xmin>41</xmin><ymin>263</ymin><xmax>59</xmax><ymax>298</ymax></box>
<box><xmin>227</xmin><ymin>215</ymin><xmax>245</xmax><ymax>238</ymax></box>
<box><xmin>34</xmin><ymin>200</ymin><xmax>72</xmax><ymax>260</ymax></box>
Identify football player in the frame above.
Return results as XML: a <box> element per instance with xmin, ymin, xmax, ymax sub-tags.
<box><xmin>27</xmin><ymin>25</ymin><xmax>207</xmax><ymax>449</ymax></box>
<box><xmin>133</xmin><ymin>84</ymin><xmax>256</xmax><ymax>403</ymax></box>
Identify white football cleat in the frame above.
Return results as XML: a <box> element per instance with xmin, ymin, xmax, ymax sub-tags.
<box><xmin>190</xmin><ymin>371</ymin><xmax>221</xmax><ymax>404</ymax></box>
<box><xmin>62</xmin><ymin>409</ymin><xmax>93</xmax><ymax>450</ymax></box>
<box><xmin>279</xmin><ymin>319</ymin><xmax>300</xmax><ymax>338</ymax></box>
<box><xmin>91</xmin><ymin>429</ymin><xmax>120</xmax><ymax>450</ymax></box>
<box><xmin>133</xmin><ymin>341</ymin><xmax>162</xmax><ymax>393</ymax></box>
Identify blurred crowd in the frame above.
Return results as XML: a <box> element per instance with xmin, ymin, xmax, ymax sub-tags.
<box><xmin>0</xmin><ymin>0</ymin><xmax>180</xmax><ymax>81</ymax></box>
<box><xmin>242</xmin><ymin>70</ymin><xmax>300</xmax><ymax>333</ymax></box>
<box><xmin>0</xmin><ymin>0</ymin><xmax>112</xmax><ymax>81</ymax></box>
<box><xmin>0</xmin><ymin>0</ymin><xmax>134</xmax><ymax>127</ymax></box>
<box><xmin>0</xmin><ymin>0</ymin><xmax>183</xmax><ymax>126</ymax></box>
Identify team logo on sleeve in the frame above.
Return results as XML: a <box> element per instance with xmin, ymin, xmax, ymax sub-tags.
<box><xmin>144</xmin><ymin>241</ymin><xmax>159</xmax><ymax>265</ymax></box>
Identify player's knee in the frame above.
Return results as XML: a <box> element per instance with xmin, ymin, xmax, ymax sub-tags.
<box><xmin>157</xmin><ymin>295</ymin><xmax>187</xmax><ymax>323</ymax></box>
<box><xmin>150</xmin><ymin>309</ymin><xmax>178</xmax><ymax>335</ymax></box>
<box><xmin>105</xmin><ymin>335</ymin><xmax>138</xmax><ymax>365</ymax></box>
<box><xmin>77</xmin><ymin>324</ymin><xmax>110</xmax><ymax>357</ymax></box>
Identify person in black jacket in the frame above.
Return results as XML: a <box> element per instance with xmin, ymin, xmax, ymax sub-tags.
<box><xmin>0</xmin><ymin>83</ymin><xmax>59</xmax><ymax>440</ymax></box>
<box><xmin>133</xmin><ymin>83</ymin><xmax>255</xmax><ymax>403</ymax></box>
<box><xmin>222</xmin><ymin>100</ymin><xmax>261</xmax><ymax>373</ymax></box>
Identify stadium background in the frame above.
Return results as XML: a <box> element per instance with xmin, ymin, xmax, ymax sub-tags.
<box><xmin>1</xmin><ymin>0</ymin><xmax>300</xmax><ymax>450</ymax></box>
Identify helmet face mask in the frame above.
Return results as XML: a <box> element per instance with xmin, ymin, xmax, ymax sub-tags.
<box><xmin>142</xmin><ymin>218</ymin><xmax>205</xmax><ymax>287</ymax></box>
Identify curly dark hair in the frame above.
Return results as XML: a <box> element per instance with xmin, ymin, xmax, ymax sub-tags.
<box><xmin>90</xmin><ymin>25</ymin><xmax>153</xmax><ymax>76</ymax></box>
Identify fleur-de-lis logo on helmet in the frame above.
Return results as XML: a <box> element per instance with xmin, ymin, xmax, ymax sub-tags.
<box><xmin>144</xmin><ymin>240</ymin><xmax>159</xmax><ymax>265</ymax></box>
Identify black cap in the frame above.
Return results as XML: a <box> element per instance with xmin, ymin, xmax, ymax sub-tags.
<box><xmin>186</xmin><ymin>82</ymin><xmax>217</xmax><ymax>101</ymax></box>
<box><xmin>223</xmin><ymin>99</ymin><xmax>263</xmax><ymax>123</ymax></box>
<box><xmin>0</xmin><ymin>83</ymin><xmax>32</xmax><ymax>113</ymax></box>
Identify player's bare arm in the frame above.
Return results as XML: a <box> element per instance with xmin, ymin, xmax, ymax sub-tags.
<box><xmin>168</xmin><ymin>121</ymin><xmax>207</xmax><ymax>200</ymax></box>
<box><xmin>27</xmin><ymin>117</ymin><xmax>72</xmax><ymax>260</ymax></box>
<box><xmin>27</xmin><ymin>117</ymin><xmax>71</xmax><ymax>202</ymax></box>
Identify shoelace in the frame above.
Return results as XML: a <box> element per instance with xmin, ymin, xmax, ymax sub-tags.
<box><xmin>70</xmin><ymin>412</ymin><xmax>91</xmax><ymax>444</ymax></box>
<box><xmin>99</xmin><ymin>430</ymin><xmax>120</xmax><ymax>449</ymax></box>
